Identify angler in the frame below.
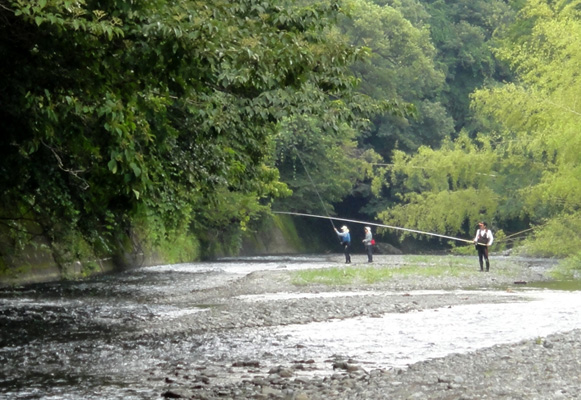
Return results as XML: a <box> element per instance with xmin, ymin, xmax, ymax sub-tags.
<box><xmin>473</xmin><ymin>221</ymin><xmax>494</xmax><ymax>272</ymax></box>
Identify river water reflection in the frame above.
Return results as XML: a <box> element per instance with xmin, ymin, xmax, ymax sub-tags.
<box><xmin>0</xmin><ymin>255</ymin><xmax>579</xmax><ymax>399</ymax></box>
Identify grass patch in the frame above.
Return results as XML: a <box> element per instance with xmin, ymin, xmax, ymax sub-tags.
<box><xmin>290</xmin><ymin>255</ymin><xmax>530</xmax><ymax>286</ymax></box>
<box><xmin>405</xmin><ymin>254</ymin><xmax>521</xmax><ymax>277</ymax></box>
<box><xmin>292</xmin><ymin>256</ymin><xmax>475</xmax><ymax>286</ymax></box>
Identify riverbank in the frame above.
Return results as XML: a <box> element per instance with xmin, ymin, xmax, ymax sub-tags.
<box><xmin>142</xmin><ymin>254</ymin><xmax>581</xmax><ymax>400</ymax></box>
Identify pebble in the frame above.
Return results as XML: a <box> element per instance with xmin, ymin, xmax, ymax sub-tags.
<box><xmin>152</xmin><ymin>255</ymin><xmax>580</xmax><ymax>399</ymax></box>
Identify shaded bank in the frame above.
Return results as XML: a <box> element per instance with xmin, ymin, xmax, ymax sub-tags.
<box><xmin>0</xmin><ymin>214</ymin><xmax>331</xmax><ymax>286</ymax></box>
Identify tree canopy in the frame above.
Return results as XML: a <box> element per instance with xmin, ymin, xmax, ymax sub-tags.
<box><xmin>0</xmin><ymin>0</ymin><xmax>382</xmax><ymax>265</ymax></box>
<box><xmin>375</xmin><ymin>0</ymin><xmax>581</xmax><ymax>267</ymax></box>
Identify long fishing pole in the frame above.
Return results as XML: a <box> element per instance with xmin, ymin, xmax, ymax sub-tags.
<box><xmin>502</xmin><ymin>227</ymin><xmax>534</xmax><ymax>240</ymax></box>
<box><xmin>292</xmin><ymin>148</ymin><xmax>337</xmax><ymax>230</ymax></box>
<box><xmin>273</xmin><ymin>211</ymin><xmax>474</xmax><ymax>244</ymax></box>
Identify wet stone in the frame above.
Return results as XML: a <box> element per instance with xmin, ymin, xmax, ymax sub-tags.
<box><xmin>1</xmin><ymin>255</ymin><xmax>580</xmax><ymax>400</ymax></box>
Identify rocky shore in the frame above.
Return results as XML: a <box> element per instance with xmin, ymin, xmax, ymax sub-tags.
<box><xmin>149</xmin><ymin>255</ymin><xmax>580</xmax><ymax>400</ymax></box>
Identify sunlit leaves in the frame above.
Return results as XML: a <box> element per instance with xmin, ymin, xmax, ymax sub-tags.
<box><xmin>12</xmin><ymin>0</ymin><xmax>123</xmax><ymax>38</ymax></box>
<box><xmin>472</xmin><ymin>0</ymin><xmax>581</xmax><ymax>223</ymax></box>
<box><xmin>377</xmin><ymin>132</ymin><xmax>498</xmax><ymax>237</ymax></box>
<box><xmin>384</xmin><ymin>0</ymin><xmax>581</xmax><ymax>257</ymax></box>
<box><xmin>379</xmin><ymin>187</ymin><xmax>497</xmax><ymax>240</ymax></box>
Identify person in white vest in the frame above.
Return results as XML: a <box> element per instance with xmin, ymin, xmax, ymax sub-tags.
<box><xmin>473</xmin><ymin>221</ymin><xmax>494</xmax><ymax>272</ymax></box>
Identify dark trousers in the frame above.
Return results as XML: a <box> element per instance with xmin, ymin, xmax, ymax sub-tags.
<box><xmin>365</xmin><ymin>244</ymin><xmax>373</xmax><ymax>262</ymax></box>
<box><xmin>343</xmin><ymin>243</ymin><xmax>351</xmax><ymax>263</ymax></box>
<box><xmin>477</xmin><ymin>245</ymin><xmax>490</xmax><ymax>271</ymax></box>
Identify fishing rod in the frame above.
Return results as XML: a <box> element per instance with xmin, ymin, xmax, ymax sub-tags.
<box><xmin>371</xmin><ymin>163</ymin><xmax>497</xmax><ymax>177</ymax></box>
<box><xmin>502</xmin><ymin>227</ymin><xmax>534</xmax><ymax>240</ymax></box>
<box><xmin>273</xmin><ymin>211</ymin><xmax>474</xmax><ymax>244</ymax></box>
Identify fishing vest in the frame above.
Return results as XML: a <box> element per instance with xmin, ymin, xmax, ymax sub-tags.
<box><xmin>477</xmin><ymin>230</ymin><xmax>489</xmax><ymax>244</ymax></box>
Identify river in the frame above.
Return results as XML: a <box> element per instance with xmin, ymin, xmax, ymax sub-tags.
<box><xmin>0</xmin><ymin>255</ymin><xmax>579</xmax><ymax>399</ymax></box>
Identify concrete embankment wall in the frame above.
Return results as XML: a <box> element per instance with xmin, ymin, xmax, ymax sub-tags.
<box><xmin>0</xmin><ymin>214</ymin><xmax>311</xmax><ymax>287</ymax></box>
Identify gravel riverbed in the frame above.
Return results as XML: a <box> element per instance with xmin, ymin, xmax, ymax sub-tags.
<box><xmin>144</xmin><ymin>255</ymin><xmax>581</xmax><ymax>400</ymax></box>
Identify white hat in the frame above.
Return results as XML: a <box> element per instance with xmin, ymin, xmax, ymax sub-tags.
<box><xmin>365</xmin><ymin>226</ymin><xmax>371</xmax><ymax>231</ymax></box>
<box><xmin>341</xmin><ymin>226</ymin><xmax>348</xmax><ymax>232</ymax></box>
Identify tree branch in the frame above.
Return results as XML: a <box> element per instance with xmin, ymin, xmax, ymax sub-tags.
<box><xmin>41</xmin><ymin>139</ymin><xmax>90</xmax><ymax>190</ymax></box>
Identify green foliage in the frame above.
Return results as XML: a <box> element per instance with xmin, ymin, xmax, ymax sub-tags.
<box><xmin>341</xmin><ymin>0</ymin><xmax>447</xmax><ymax>156</ymax></box>
<box><xmin>270</xmin><ymin>214</ymin><xmax>304</xmax><ymax>251</ymax></box>
<box><xmin>273</xmin><ymin>114</ymin><xmax>375</xmax><ymax>214</ymax></box>
<box><xmin>291</xmin><ymin>261</ymin><xmax>471</xmax><ymax>285</ymax></box>
<box><xmin>550</xmin><ymin>254</ymin><xmax>581</xmax><ymax>280</ymax></box>
<box><xmin>330</xmin><ymin>0</ymin><xmax>516</xmax><ymax>227</ymax></box>
<box><xmin>377</xmin><ymin>0</ymin><xmax>581</xmax><ymax>260</ymax></box>
<box><xmin>375</xmin><ymin>133</ymin><xmax>499</xmax><ymax>240</ymax></box>
<box><xmin>154</xmin><ymin>234</ymin><xmax>201</xmax><ymax>265</ymax></box>
<box><xmin>470</xmin><ymin>0</ymin><xmax>581</xmax><ymax>255</ymax></box>
<box><xmin>281</xmin><ymin>0</ymin><xmax>440</xmax><ymax>219</ymax></box>
<box><xmin>517</xmin><ymin>212</ymin><xmax>581</xmax><ymax>258</ymax></box>
<box><xmin>191</xmin><ymin>187</ymin><xmax>284</xmax><ymax>258</ymax></box>
<box><xmin>271</xmin><ymin>0</ymin><xmax>423</xmax><ymax>216</ymax></box>
<box><xmin>423</xmin><ymin>0</ymin><xmax>516</xmax><ymax>132</ymax></box>
<box><xmin>1</xmin><ymin>0</ymin><xmax>373</xmax><ymax>268</ymax></box>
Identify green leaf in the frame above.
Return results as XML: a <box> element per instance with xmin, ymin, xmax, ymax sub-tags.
<box><xmin>130</xmin><ymin>162</ymin><xmax>141</xmax><ymax>177</ymax></box>
<box><xmin>108</xmin><ymin>159</ymin><xmax>118</xmax><ymax>174</ymax></box>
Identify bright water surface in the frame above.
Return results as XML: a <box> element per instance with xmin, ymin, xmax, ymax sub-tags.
<box><xmin>0</xmin><ymin>255</ymin><xmax>579</xmax><ymax>399</ymax></box>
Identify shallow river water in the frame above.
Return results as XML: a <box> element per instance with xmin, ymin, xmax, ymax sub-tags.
<box><xmin>0</xmin><ymin>255</ymin><xmax>579</xmax><ymax>399</ymax></box>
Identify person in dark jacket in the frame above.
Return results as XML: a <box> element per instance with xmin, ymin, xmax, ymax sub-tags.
<box><xmin>473</xmin><ymin>221</ymin><xmax>494</xmax><ymax>271</ymax></box>
<box><xmin>334</xmin><ymin>225</ymin><xmax>351</xmax><ymax>263</ymax></box>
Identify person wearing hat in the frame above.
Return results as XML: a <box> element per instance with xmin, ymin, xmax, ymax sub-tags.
<box><xmin>473</xmin><ymin>221</ymin><xmax>494</xmax><ymax>271</ymax></box>
<box><xmin>334</xmin><ymin>225</ymin><xmax>351</xmax><ymax>263</ymax></box>
<box><xmin>362</xmin><ymin>226</ymin><xmax>373</xmax><ymax>263</ymax></box>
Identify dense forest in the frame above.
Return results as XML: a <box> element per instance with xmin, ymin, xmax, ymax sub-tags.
<box><xmin>1</xmin><ymin>0</ymin><xmax>580</xmax><ymax>278</ymax></box>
